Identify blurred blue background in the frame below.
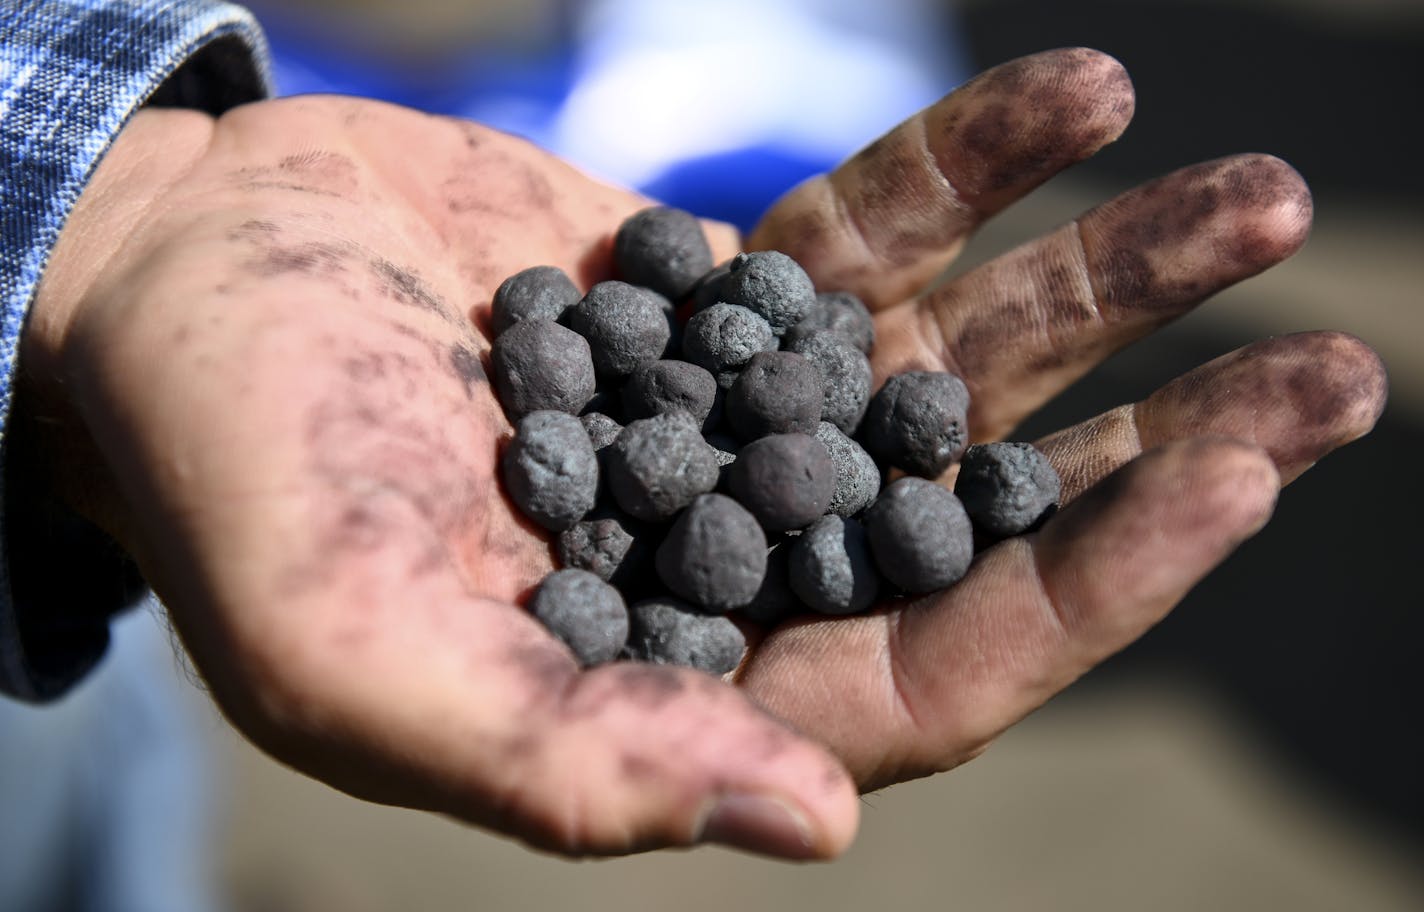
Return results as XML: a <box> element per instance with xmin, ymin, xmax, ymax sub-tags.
<box><xmin>252</xmin><ymin>0</ymin><xmax>971</xmax><ymax>230</ymax></box>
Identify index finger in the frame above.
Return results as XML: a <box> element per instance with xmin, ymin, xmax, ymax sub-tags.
<box><xmin>746</xmin><ymin>48</ymin><xmax>1135</xmax><ymax>308</ymax></box>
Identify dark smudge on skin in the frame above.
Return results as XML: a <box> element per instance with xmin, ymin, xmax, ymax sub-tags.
<box><xmin>230</xmin><ymin>152</ymin><xmax>360</xmax><ymax>199</ymax></box>
<box><xmin>560</xmin><ymin>664</ymin><xmax>687</xmax><ymax>720</ymax></box>
<box><xmin>508</xmin><ymin>641</ymin><xmax>578</xmax><ymax>695</ymax></box>
<box><xmin>279</xmin><ymin>335</ymin><xmax>496</xmax><ymax>595</ymax></box>
<box><xmin>244</xmin><ymin>240</ymin><xmax>353</xmax><ymax>279</ymax></box>
<box><xmin>226</xmin><ymin>218</ymin><xmax>280</xmax><ymax>241</ymax></box>
<box><xmin>449</xmin><ymin>343</ymin><xmax>487</xmax><ymax>398</ymax></box>
<box><xmin>370</xmin><ymin>258</ymin><xmax>454</xmax><ymax>321</ymax></box>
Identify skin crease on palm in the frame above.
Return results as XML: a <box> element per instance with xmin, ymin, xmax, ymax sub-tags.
<box><xmin>17</xmin><ymin>48</ymin><xmax>1387</xmax><ymax>860</ymax></box>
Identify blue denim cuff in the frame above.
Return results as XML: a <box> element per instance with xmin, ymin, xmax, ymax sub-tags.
<box><xmin>0</xmin><ymin>1</ymin><xmax>272</xmax><ymax>701</ymax></box>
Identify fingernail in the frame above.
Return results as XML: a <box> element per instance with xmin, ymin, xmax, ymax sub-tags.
<box><xmin>698</xmin><ymin>794</ymin><xmax>817</xmax><ymax>859</ymax></box>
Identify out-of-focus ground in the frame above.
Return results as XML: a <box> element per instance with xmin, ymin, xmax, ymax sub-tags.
<box><xmin>211</xmin><ymin>1</ymin><xmax>1422</xmax><ymax>909</ymax></box>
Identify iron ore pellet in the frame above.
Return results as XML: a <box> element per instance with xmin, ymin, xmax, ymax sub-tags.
<box><xmin>621</xmin><ymin>359</ymin><xmax>718</xmax><ymax>428</ymax></box>
<box><xmin>681</xmin><ymin>302</ymin><xmax>777</xmax><ymax>378</ymax></box>
<box><xmin>491</xmin><ymin>265</ymin><xmax>580</xmax><ymax>336</ymax></box>
<box><xmin>726</xmin><ymin>432</ymin><xmax>836</xmax><ymax>532</ymax></box>
<box><xmin>787</xmin><ymin>329</ymin><xmax>872</xmax><ymax>434</ymax></box>
<box><xmin>726</xmin><ymin>351</ymin><xmax>824</xmax><ymax>441</ymax></box>
<box><xmin>557</xmin><ymin>507</ymin><xmax>651</xmax><ymax>589</ymax></box>
<box><xmin>626</xmin><ymin>596</ymin><xmax>746</xmax><ymax>674</ymax></box>
<box><xmin>655</xmin><ymin>493</ymin><xmax>767</xmax><ymax>611</ymax></box>
<box><xmin>581</xmin><ymin>386</ymin><xmax>624</xmax><ymax>422</ymax></box>
<box><xmin>502</xmin><ymin>411</ymin><xmax>599</xmax><ymax>531</ymax></box>
<box><xmin>860</xmin><ymin>371</ymin><xmax>971</xmax><ymax>478</ymax></box>
<box><xmin>740</xmin><ymin>536</ymin><xmax>801</xmax><ymax>625</ymax></box>
<box><xmin>788</xmin><ymin>514</ymin><xmax>880</xmax><ymax>615</ymax></box>
<box><xmin>864</xmin><ymin>477</ymin><xmax>973</xmax><ymax>593</ymax></box>
<box><xmin>814</xmin><ymin>422</ymin><xmax>880</xmax><ymax>518</ymax></box>
<box><xmin>568</xmin><ymin>280</ymin><xmax>672</xmax><ymax>378</ymax></box>
<box><xmin>689</xmin><ymin>260</ymin><xmax>733</xmax><ymax>313</ymax></box>
<box><xmin>529</xmin><ymin>569</ymin><xmax>629</xmax><ymax>667</ymax></box>
<box><xmin>784</xmin><ymin>290</ymin><xmax>876</xmax><ymax>354</ymax></box>
<box><xmin>721</xmin><ymin>251</ymin><xmax>816</xmax><ymax>336</ymax></box>
<box><xmin>491</xmin><ymin>318</ymin><xmax>596</xmax><ymax>420</ymax></box>
<box><xmin>614</xmin><ymin>206</ymin><xmax>715</xmax><ymax>300</ymax></box>
<box><xmin>955</xmin><ymin>442</ymin><xmax>1062</xmax><ymax>537</ymax></box>
<box><xmin>579</xmin><ymin>411</ymin><xmax>623</xmax><ymax>453</ymax></box>
<box><xmin>606</xmin><ymin>411</ymin><xmax>719</xmax><ymax>522</ymax></box>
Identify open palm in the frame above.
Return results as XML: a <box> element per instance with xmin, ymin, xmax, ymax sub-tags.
<box><xmin>29</xmin><ymin>48</ymin><xmax>1384</xmax><ymax>859</ymax></box>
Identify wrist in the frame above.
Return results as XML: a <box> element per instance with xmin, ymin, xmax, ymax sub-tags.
<box><xmin>20</xmin><ymin>108</ymin><xmax>215</xmax><ymax>541</ymax></box>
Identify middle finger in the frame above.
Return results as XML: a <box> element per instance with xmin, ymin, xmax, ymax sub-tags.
<box><xmin>871</xmin><ymin>153</ymin><xmax>1314</xmax><ymax>442</ymax></box>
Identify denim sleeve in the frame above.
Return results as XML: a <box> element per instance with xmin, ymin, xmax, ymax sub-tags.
<box><xmin>0</xmin><ymin>0</ymin><xmax>272</xmax><ymax>701</ymax></box>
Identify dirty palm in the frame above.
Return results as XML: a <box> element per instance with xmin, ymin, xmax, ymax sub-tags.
<box><xmin>44</xmin><ymin>48</ymin><xmax>1384</xmax><ymax>859</ymax></box>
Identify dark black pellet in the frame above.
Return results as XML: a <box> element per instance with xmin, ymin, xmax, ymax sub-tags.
<box><xmin>788</xmin><ymin>515</ymin><xmax>880</xmax><ymax>615</ymax></box>
<box><xmin>626</xmin><ymin>597</ymin><xmax>746</xmax><ymax>674</ymax></box>
<box><xmin>491</xmin><ymin>319</ymin><xmax>597</xmax><ymax>420</ymax></box>
<box><xmin>955</xmin><ymin>442</ymin><xmax>1062</xmax><ymax>537</ymax></box>
<box><xmin>529</xmin><ymin>569</ymin><xmax>629</xmax><ymax>666</ymax></box>
<box><xmin>726</xmin><ymin>432</ymin><xmax>836</xmax><ymax>532</ymax></box>
<box><xmin>655</xmin><ymin>493</ymin><xmax>767</xmax><ymax>611</ymax></box>
<box><xmin>491</xmin><ymin>265</ymin><xmax>580</xmax><ymax>336</ymax></box>
<box><xmin>613</xmin><ymin>206</ymin><xmax>715</xmax><ymax>300</ymax></box>
<box><xmin>568</xmin><ymin>281</ymin><xmax>672</xmax><ymax>378</ymax></box>
<box><xmin>739</xmin><ymin>537</ymin><xmax>802</xmax><ymax>625</ymax></box>
<box><xmin>689</xmin><ymin>260</ymin><xmax>733</xmax><ymax>313</ymax></box>
<box><xmin>814</xmin><ymin>422</ymin><xmax>880</xmax><ymax>517</ymax></box>
<box><xmin>726</xmin><ymin>350</ymin><xmax>823</xmax><ymax>441</ymax></box>
<box><xmin>787</xmin><ymin>330</ymin><xmax>872</xmax><ymax>434</ymax></box>
<box><xmin>502</xmin><ymin>410</ymin><xmax>599</xmax><ymax>531</ymax></box>
<box><xmin>621</xmin><ymin>359</ymin><xmax>718</xmax><ymax>428</ymax></box>
<box><xmin>864</xmin><ymin>477</ymin><xmax>973</xmax><ymax>593</ymax></box>
<box><xmin>860</xmin><ymin>371</ymin><xmax>971</xmax><ymax>477</ymax></box>
<box><xmin>581</xmin><ymin>386</ymin><xmax>624</xmax><ymax>423</ymax></box>
<box><xmin>721</xmin><ymin>251</ymin><xmax>816</xmax><ymax>336</ymax></box>
<box><xmin>557</xmin><ymin>507</ymin><xmax>652</xmax><ymax>589</ymax></box>
<box><xmin>605</xmin><ymin>412</ymin><xmax>719</xmax><ymax>522</ymax></box>
<box><xmin>784</xmin><ymin>291</ymin><xmax>875</xmax><ymax>353</ymax></box>
<box><xmin>681</xmin><ymin>302</ymin><xmax>777</xmax><ymax>378</ymax></box>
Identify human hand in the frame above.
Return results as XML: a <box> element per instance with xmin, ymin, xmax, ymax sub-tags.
<box><xmin>22</xmin><ymin>48</ymin><xmax>1384</xmax><ymax>860</ymax></box>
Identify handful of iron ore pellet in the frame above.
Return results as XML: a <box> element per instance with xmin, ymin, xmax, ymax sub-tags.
<box><xmin>495</xmin><ymin>206</ymin><xmax>1061</xmax><ymax>674</ymax></box>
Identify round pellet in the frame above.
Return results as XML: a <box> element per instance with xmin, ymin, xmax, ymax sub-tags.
<box><xmin>655</xmin><ymin>493</ymin><xmax>767</xmax><ymax>611</ymax></box>
<box><xmin>621</xmin><ymin>359</ymin><xmax>718</xmax><ymax>428</ymax></box>
<box><xmin>529</xmin><ymin>569</ymin><xmax>628</xmax><ymax>666</ymax></box>
<box><xmin>955</xmin><ymin>442</ymin><xmax>1062</xmax><ymax>537</ymax></box>
<box><xmin>860</xmin><ymin>371</ymin><xmax>971</xmax><ymax>478</ymax></box>
<box><xmin>491</xmin><ymin>265</ymin><xmax>580</xmax><ymax>335</ymax></box>
<box><xmin>491</xmin><ymin>318</ymin><xmax>596</xmax><ymax>420</ymax></box>
<box><xmin>814</xmin><ymin>422</ymin><xmax>881</xmax><ymax>517</ymax></box>
<box><xmin>626</xmin><ymin>597</ymin><xmax>746</xmax><ymax>675</ymax></box>
<box><xmin>568</xmin><ymin>281</ymin><xmax>672</xmax><ymax>378</ymax></box>
<box><xmin>726</xmin><ymin>351</ymin><xmax>823</xmax><ymax>441</ymax></box>
<box><xmin>614</xmin><ymin>206</ymin><xmax>715</xmax><ymax>300</ymax></box>
<box><xmin>606</xmin><ymin>412</ymin><xmax>719</xmax><ymax>522</ymax></box>
<box><xmin>501</xmin><ymin>410</ymin><xmax>600</xmax><ymax>531</ymax></box>
<box><xmin>864</xmin><ymin>477</ymin><xmax>974</xmax><ymax>593</ymax></box>
<box><xmin>721</xmin><ymin>251</ymin><xmax>816</xmax><ymax>336</ymax></box>
<box><xmin>787</xmin><ymin>330</ymin><xmax>872</xmax><ymax>434</ymax></box>
<box><xmin>784</xmin><ymin>291</ymin><xmax>875</xmax><ymax>353</ymax></box>
<box><xmin>788</xmin><ymin>515</ymin><xmax>880</xmax><ymax>615</ymax></box>
<box><xmin>681</xmin><ymin>302</ymin><xmax>777</xmax><ymax>377</ymax></box>
<box><xmin>726</xmin><ymin>432</ymin><xmax>836</xmax><ymax>532</ymax></box>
